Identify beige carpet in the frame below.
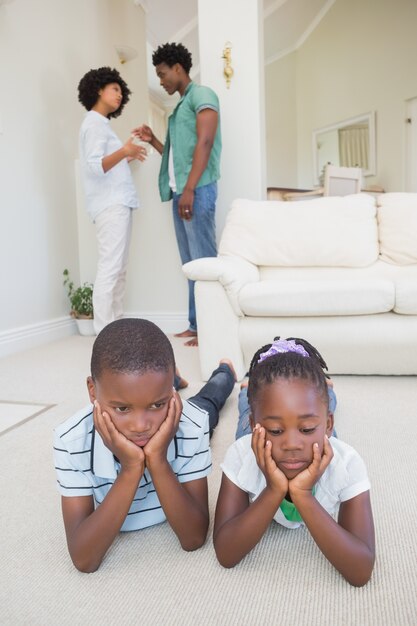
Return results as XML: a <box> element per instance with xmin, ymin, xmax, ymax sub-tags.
<box><xmin>0</xmin><ymin>335</ymin><xmax>416</xmax><ymax>625</ymax></box>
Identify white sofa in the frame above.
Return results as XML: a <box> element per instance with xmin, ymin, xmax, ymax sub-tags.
<box><xmin>183</xmin><ymin>193</ymin><xmax>417</xmax><ymax>380</ymax></box>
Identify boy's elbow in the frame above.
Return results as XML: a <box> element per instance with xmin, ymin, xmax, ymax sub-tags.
<box><xmin>180</xmin><ymin>532</ymin><xmax>207</xmax><ymax>552</ymax></box>
<box><xmin>73</xmin><ymin>561</ymin><xmax>100</xmax><ymax>574</ymax></box>
<box><xmin>347</xmin><ymin>567</ymin><xmax>374</xmax><ymax>587</ymax></box>
<box><xmin>178</xmin><ymin>513</ymin><xmax>209</xmax><ymax>552</ymax></box>
<box><xmin>71</xmin><ymin>554</ymin><xmax>102</xmax><ymax>574</ymax></box>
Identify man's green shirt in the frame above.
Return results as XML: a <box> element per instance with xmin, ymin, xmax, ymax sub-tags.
<box><xmin>158</xmin><ymin>82</ymin><xmax>221</xmax><ymax>201</ymax></box>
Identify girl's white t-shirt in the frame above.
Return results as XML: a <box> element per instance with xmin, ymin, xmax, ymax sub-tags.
<box><xmin>221</xmin><ymin>435</ymin><xmax>371</xmax><ymax>529</ymax></box>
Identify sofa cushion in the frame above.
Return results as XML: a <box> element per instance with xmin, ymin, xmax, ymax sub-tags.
<box><xmin>388</xmin><ymin>264</ymin><xmax>417</xmax><ymax>314</ymax></box>
<box><xmin>219</xmin><ymin>195</ymin><xmax>379</xmax><ymax>267</ymax></box>
<box><xmin>378</xmin><ymin>193</ymin><xmax>417</xmax><ymax>265</ymax></box>
<box><xmin>238</xmin><ymin>279</ymin><xmax>395</xmax><ymax>316</ymax></box>
<box><xmin>395</xmin><ymin>279</ymin><xmax>417</xmax><ymax>314</ymax></box>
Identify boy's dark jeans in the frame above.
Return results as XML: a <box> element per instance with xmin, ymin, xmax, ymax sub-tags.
<box><xmin>186</xmin><ymin>364</ymin><xmax>235</xmax><ymax>436</ymax></box>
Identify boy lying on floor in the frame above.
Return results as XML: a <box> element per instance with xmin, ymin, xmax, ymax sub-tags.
<box><xmin>53</xmin><ymin>318</ymin><xmax>235</xmax><ymax>572</ymax></box>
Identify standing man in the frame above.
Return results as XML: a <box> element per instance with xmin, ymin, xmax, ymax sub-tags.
<box><xmin>135</xmin><ymin>43</ymin><xmax>221</xmax><ymax>346</ymax></box>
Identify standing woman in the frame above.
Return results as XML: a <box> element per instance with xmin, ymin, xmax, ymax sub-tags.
<box><xmin>77</xmin><ymin>67</ymin><xmax>146</xmax><ymax>334</ymax></box>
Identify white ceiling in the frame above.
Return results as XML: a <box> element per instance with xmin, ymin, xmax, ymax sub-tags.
<box><xmin>141</xmin><ymin>0</ymin><xmax>332</xmax><ymax>104</ymax></box>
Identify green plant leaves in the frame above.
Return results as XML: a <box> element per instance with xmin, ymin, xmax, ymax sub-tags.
<box><xmin>63</xmin><ymin>269</ymin><xmax>94</xmax><ymax>318</ymax></box>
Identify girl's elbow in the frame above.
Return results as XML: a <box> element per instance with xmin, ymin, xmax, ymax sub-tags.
<box><xmin>344</xmin><ymin>557</ymin><xmax>375</xmax><ymax>587</ymax></box>
<box><xmin>346</xmin><ymin>571</ymin><xmax>373</xmax><ymax>587</ymax></box>
<box><xmin>214</xmin><ymin>544</ymin><xmax>240</xmax><ymax>569</ymax></box>
<box><xmin>217</xmin><ymin>556</ymin><xmax>237</xmax><ymax>569</ymax></box>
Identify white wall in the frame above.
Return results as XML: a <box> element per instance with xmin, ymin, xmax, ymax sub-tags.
<box><xmin>198</xmin><ymin>0</ymin><xmax>266</xmax><ymax>238</ymax></box>
<box><xmin>0</xmin><ymin>0</ymin><xmax>99</xmax><ymax>334</ymax></box>
<box><xmin>265</xmin><ymin>0</ymin><xmax>417</xmax><ymax>191</ymax></box>
<box><xmin>265</xmin><ymin>52</ymin><xmax>297</xmax><ymax>188</ymax></box>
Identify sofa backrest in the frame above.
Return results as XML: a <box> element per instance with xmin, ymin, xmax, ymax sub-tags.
<box><xmin>219</xmin><ymin>195</ymin><xmax>379</xmax><ymax>267</ymax></box>
<box><xmin>378</xmin><ymin>193</ymin><xmax>417</xmax><ymax>265</ymax></box>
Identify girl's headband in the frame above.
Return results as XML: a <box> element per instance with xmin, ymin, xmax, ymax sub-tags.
<box><xmin>258</xmin><ymin>338</ymin><xmax>309</xmax><ymax>363</ymax></box>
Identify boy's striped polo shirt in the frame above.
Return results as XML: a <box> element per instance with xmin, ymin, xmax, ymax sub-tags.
<box><xmin>53</xmin><ymin>400</ymin><xmax>211</xmax><ymax>531</ymax></box>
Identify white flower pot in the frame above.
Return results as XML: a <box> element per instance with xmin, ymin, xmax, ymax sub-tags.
<box><xmin>75</xmin><ymin>318</ymin><xmax>95</xmax><ymax>336</ymax></box>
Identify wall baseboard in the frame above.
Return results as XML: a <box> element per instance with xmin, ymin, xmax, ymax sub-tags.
<box><xmin>0</xmin><ymin>312</ymin><xmax>188</xmax><ymax>359</ymax></box>
<box><xmin>0</xmin><ymin>317</ymin><xmax>77</xmax><ymax>359</ymax></box>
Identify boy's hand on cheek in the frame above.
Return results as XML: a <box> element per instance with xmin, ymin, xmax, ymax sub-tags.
<box><xmin>144</xmin><ymin>391</ymin><xmax>182</xmax><ymax>466</ymax></box>
<box><xmin>289</xmin><ymin>435</ymin><xmax>333</xmax><ymax>499</ymax></box>
<box><xmin>93</xmin><ymin>401</ymin><xmax>145</xmax><ymax>473</ymax></box>
<box><xmin>252</xmin><ymin>425</ymin><xmax>288</xmax><ymax>497</ymax></box>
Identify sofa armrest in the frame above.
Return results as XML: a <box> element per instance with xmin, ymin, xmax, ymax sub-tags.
<box><xmin>183</xmin><ymin>256</ymin><xmax>259</xmax><ymax>316</ymax></box>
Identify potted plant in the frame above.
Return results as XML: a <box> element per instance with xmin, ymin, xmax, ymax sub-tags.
<box><xmin>63</xmin><ymin>269</ymin><xmax>95</xmax><ymax>336</ymax></box>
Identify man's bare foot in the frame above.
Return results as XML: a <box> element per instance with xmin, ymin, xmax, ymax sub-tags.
<box><xmin>175</xmin><ymin>367</ymin><xmax>188</xmax><ymax>389</ymax></box>
<box><xmin>174</xmin><ymin>328</ymin><xmax>198</xmax><ymax>346</ymax></box>
<box><xmin>174</xmin><ymin>329</ymin><xmax>197</xmax><ymax>338</ymax></box>
<box><xmin>219</xmin><ymin>358</ymin><xmax>237</xmax><ymax>382</ymax></box>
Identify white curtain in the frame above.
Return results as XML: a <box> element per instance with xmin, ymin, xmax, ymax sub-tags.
<box><xmin>338</xmin><ymin>126</ymin><xmax>369</xmax><ymax>169</ymax></box>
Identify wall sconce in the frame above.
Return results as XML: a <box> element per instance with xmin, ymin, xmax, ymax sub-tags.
<box><xmin>115</xmin><ymin>45</ymin><xmax>138</xmax><ymax>64</ymax></box>
<box><xmin>222</xmin><ymin>42</ymin><xmax>234</xmax><ymax>89</ymax></box>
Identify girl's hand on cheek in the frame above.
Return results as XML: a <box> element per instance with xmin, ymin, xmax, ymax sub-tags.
<box><xmin>144</xmin><ymin>391</ymin><xmax>182</xmax><ymax>464</ymax></box>
<box><xmin>93</xmin><ymin>400</ymin><xmax>145</xmax><ymax>472</ymax></box>
<box><xmin>252</xmin><ymin>424</ymin><xmax>288</xmax><ymax>496</ymax></box>
<box><xmin>289</xmin><ymin>435</ymin><xmax>334</xmax><ymax>498</ymax></box>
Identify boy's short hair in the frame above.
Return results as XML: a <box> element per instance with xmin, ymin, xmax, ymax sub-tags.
<box><xmin>77</xmin><ymin>67</ymin><xmax>131</xmax><ymax>118</ymax></box>
<box><xmin>152</xmin><ymin>42</ymin><xmax>192</xmax><ymax>74</ymax></box>
<box><xmin>91</xmin><ymin>318</ymin><xmax>175</xmax><ymax>381</ymax></box>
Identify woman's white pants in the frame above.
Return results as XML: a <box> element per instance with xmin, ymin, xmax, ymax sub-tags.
<box><xmin>93</xmin><ymin>204</ymin><xmax>132</xmax><ymax>335</ymax></box>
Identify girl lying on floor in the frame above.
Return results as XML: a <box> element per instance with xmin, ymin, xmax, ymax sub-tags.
<box><xmin>213</xmin><ymin>337</ymin><xmax>375</xmax><ymax>587</ymax></box>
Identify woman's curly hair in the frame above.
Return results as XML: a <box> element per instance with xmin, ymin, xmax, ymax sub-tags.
<box><xmin>77</xmin><ymin>67</ymin><xmax>131</xmax><ymax>119</ymax></box>
<box><xmin>152</xmin><ymin>42</ymin><xmax>192</xmax><ymax>74</ymax></box>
